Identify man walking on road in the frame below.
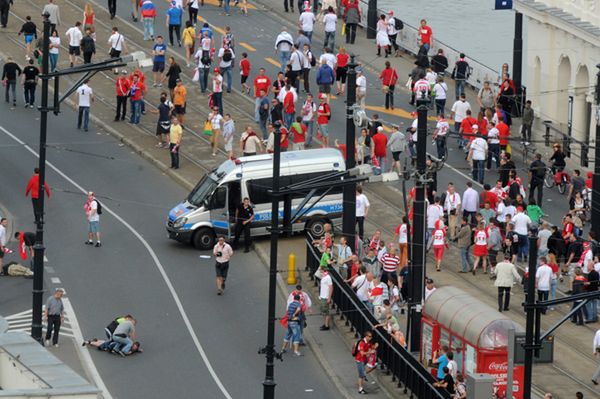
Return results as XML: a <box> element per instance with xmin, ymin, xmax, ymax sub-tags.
<box><xmin>592</xmin><ymin>328</ymin><xmax>600</xmax><ymax>385</ymax></box>
<box><xmin>355</xmin><ymin>330</ymin><xmax>377</xmax><ymax>395</ymax></box>
<box><xmin>65</xmin><ymin>21</ymin><xmax>82</xmax><ymax>68</ymax></box>
<box><xmin>25</xmin><ymin>167</ymin><xmax>51</xmax><ymax>223</ymax></box>
<box><xmin>529</xmin><ymin>153</ymin><xmax>546</xmax><ymax>207</ymax></box>
<box><xmin>457</xmin><ymin>216</ymin><xmax>473</xmax><ymax>273</ymax></box>
<box><xmin>0</xmin><ymin>0</ymin><xmax>12</xmax><ymax>28</ymax></box>
<box><xmin>213</xmin><ymin>236</ymin><xmax>233</xmax><ymax>295</ymax></box>
<box><xmin>22</xmin><ymin>59</ymin><xmax>39</xmax><ymax>108</ymax></box>
<box><xmin>44</xmin><ymin>288</ymin><xmax>64</xmax><ymax>347</ymax></box>
<box><xmin>77</xmin><ymin>80</ymin><xmax>93</xmax><ymax>131</ymax></box>
<box><xmin>536</xmin><ymin>257</ymin><xmax>553</xmax><ymax>314</ymax></box>
<box><xmin>355</xmin><ymin>186</ymin><xmax>370</xmax><ymax>241</ymax></box>
<box><xmin>233</xmin><ymin>197</ymin><xmax>254</xmax><ymax>252</ymax></box>
<box><xmin>42</xmin><ymin>0</ymin><xmax>61</xmax><ymax>32</ymax></box>
<box><xmin>84</xmin><ymin>191</ymin><xmax>101</xmax><ymax>247</ymax></box>
<box><xmin>2</xmin><ymin>57</ymin><xmax>21</xmax><ymax>106</ymax></box>
<box><xmin>494</xmin><ymin>254</ymin><xmax>521</xmax><ymax>312</ymax></box>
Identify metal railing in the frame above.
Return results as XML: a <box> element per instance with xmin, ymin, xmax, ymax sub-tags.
<box><xmin>356</xmin><ymin>0</ymin><xmax>499</xmax><ymax>91</ymax></box>
<box><xmin>305</xmin><ymin>233</ymin><xmax>450</xmax><ymax>399</ymax></box>
<box><xmin>542</xmin><ymin>120</ymin><xmax>591</xmax><ymax>167</ymax></box>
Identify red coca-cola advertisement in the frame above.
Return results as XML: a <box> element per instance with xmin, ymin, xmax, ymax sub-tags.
<box><xmin>480</xmin><ymin>353</ymin><xmax>524</xmax><ymax>399</ymax></box>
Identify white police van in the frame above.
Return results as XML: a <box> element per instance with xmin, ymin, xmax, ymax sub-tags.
<box><xmin>166</xmin><ymin>149</ymin><xmax>345</xmax><ymax>249</ymax></box>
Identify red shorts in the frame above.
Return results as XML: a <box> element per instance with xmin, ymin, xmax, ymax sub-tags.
<box><xmin>473</xmin><ymin>245</ymin><xmax>488</xmax><ymax>257</ymax></box>
<box><xmin>433</xmin><ymin>245</ymin><xmax>445</xmax><ymax>261</ymax></box>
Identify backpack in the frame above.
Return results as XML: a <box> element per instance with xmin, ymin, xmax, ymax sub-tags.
<box><xmin>351</xmin><ymin>339</ymin><xmax>362</xmax><ymax>357</ymax></box>
<box><xmin>309</xmin><ymin>51</ymin><xmax>316</xmax><ymax>67</ymax></box>
<box><xmin>222</xmin><ymin>48</ymin><xmax>232</xmax><ymax>62</ymax></box>
<box><xmin>95</xmin><ymin>199</ymin><xmax>103</xmax><ymax>215</ymax></box>
<box><xmin>394</xmin><ymin>18</ymin><xmax>404</xmax><ymax>31</ymax></box>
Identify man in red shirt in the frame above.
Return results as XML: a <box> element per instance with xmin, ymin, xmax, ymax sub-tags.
<box><xmin>282</xmin><ymin>83</ymin><xmax>296</xmax><ymax>128</ymax></box>
<box><xmin>480</xmin><ymin>184</ymin><xmax>499</xmax><ymax>210</ymax></box>
<box><xmin>419</xmin><ymin>19</ymin><xmax>433</xmax><ymax>53</ymax></box>
<box><xmin>253</xmin><ymin>68</ymin><xmax>271</xmax><ymax>122</ymax></box>
<box><xmin>496</xmin><ymin>115</ymin><xmax>510</xmax><ymax>152</ymax></box>
<box><xmin>458</xmin><ymin>110</ymin><xmax>478</xmax><ymax>148</ymax></box>
<box><xmin>128</xmin><ymin>73</ymin><xmax>146</xmax><ymax>125</ymax></box>
<box><xmin>355</xmin><ymin>330</ymin><xmax>376</xmax><ymax>394</ymax></box>
<box><xmin>562</xmin><ymin>214</ymin><xmax>575</xmax><ymax>241</ymax></box>
<box><xmin>115</xmin><ymin>70</ymin><xmax>131</xmax><ymax>121</ymax></box>
<box><xmin>379</xmin><ymin>61</ymin><xmax>398</xmax><ymax>110</ymax></box>
<box><xmin>239</xmin><ymin>52</ymin><xmax>251</xmax><ymax>95</ymax></box>
<box><xmin>25</xmin><ymin>167</ymin><xmax>51</xmax><ymax>223</ymax></box>
<box><xmin>317</xmin><ymin>93</ymin><xmax>331</xmax><ymax>147</ymax></box>
<box><xmin>371</xmin><ymin>126</ymin><xmax>388</xmax><ymax>171</ymax></box>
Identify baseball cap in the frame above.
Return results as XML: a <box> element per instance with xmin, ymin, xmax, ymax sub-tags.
<box><xmin>214</xmin><ymin>67</ymin><xmax>220</xmax><ymax>73</ymax></box>
<box><xmin>319</xmin><ymin>93</ymin><xmax>327</xmax><ymax>100</ymax></box>
<box><xmin>388</xmin><ymin>10</ymin><xmax>394</xmax><ymax>15</ymax></box>
<box><xmin>120</xmin><ymin>70</ymin><xmax>128</xmax><ymax>75</ymax></box>
<box><xmin>377</xmin><ymin>126</ymin><xmax>384</xmax><ymax>132</ymax></box>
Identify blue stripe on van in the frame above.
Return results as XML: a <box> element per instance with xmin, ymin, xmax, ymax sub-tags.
<box><xmin>253</xmin><ymin>203</ymin><xmax>342</xmax><ymax>222</ymax></box>
<box><xmin>169</xmin><ymin>202</ymin><xmax>191</xmax><ymax>221</ymax></box>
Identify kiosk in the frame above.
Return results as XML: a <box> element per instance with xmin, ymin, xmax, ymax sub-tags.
<box><xmin>421</xmin><ymin>286</ymin><xmax>524</xmax><ymax>399</ymax></box>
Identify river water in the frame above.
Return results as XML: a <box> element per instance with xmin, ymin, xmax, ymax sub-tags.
<box><xmin>379</xmin><ymin>0</ymin><xmax>514</xmax><ymax>72</ymax></box>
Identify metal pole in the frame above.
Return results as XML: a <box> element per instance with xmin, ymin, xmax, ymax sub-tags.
<box><xmin>507</xmin><ymin>327</ymin><xmax>515</xmax><ymax>399</ymax></box>
<box><xmin>512</xmin><ymin>11</ymin><xmax>523</xmax><ymax>117</ymax></box>
<box><xmin>31</xmin><ymin>17</ymin><xmax>51</xmax><ymax>344</ymax></box>
<box><xmin>592</xmin><ymin>65</ymin><xmax>600</xmax><ymax>235</ymax></box>
<box><xmin>408</xmin><ymin>98</ymin><xmax>428</xmax><ymax>352</ymax></box>
<box><xmin>522</xmin><ymin>235</ymin><xmax>538</xmax><ymax>399</ymax></box>
<box><xmin>366</xmin><ymin>0</ymin><xmax>378</xmax><ymax>39</ymax></box>
<box><xmin>263</xmin><ymin>124</ymin><xmax>282</xmax><ymax>399</ymax></box>
<box><xmin>342</xmin><ymin>55</ymin><xmax>357</xmax><ymax>246</ymax></box>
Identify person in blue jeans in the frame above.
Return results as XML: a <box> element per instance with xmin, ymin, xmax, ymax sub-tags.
<box><xmin>456</xmin><ymin>217</ymin><xmax>473</xmax><ymax>272</ymax></box>
<box><xmin>76</xmin><ymin>80</ymin><xmax>94</xmax><ymax>131</ymax></box>
<box><xmin>111</xmin><ymin>316</ymin><xmax>136</xmax><ymax>356</ymax></box>
<box><xmin>280</xmin><ymin>295</ymin><xmax>303</xmax><ymax>356</ymax></box>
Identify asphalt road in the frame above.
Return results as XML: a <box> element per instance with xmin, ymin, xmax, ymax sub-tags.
<box><xmin>0</xmin><ymin>100</ymin><xmax>342</xmax><ymax>398</ymax></box>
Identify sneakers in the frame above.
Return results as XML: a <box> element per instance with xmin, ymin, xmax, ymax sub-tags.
<box><xmin>217</xmin><ymin>289</ymin><xmax>223</xmax><ymax>295</ymax></box>
<box><xmin>95</xmin><ymin>242</ymin><xmax>102</xmax><ymax>247</ymax></box>
<box><xmin>54</xmin><ymin>344</ymin><xmax>59</xmax><ymax>348</ymax></box>
<box><xmin>45</xmin><ymin>339</ymin><xmax>50</xmax><ymax>346</ymax></box>
<box><xmin>358</xmin><ymin>388</ymin><xmax>367</xmax><ymax>394</ymax></box>
<box><xmin>319</xmin><ymin>325</ymin><xmax>330</xmax><ymax>331</ymax></box>
<box><xmin>85</xmin><ymin>240</ymin><xmax>93</xmax><ymax>245</ymax></box>
<box><xmin>293</xmin><ymin>351</ymin><xmax>302</xmax><ymax>357</ymax></box>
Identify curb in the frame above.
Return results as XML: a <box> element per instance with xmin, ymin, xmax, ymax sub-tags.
<box><xmin>253</xmin><ymin>242</ymin><xmax>357</xmax><ymax>399</ymax></box>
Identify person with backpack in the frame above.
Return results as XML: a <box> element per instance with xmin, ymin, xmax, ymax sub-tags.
<box><xmin>84</xmin><ymin>191</ymin><xmax>102</xmax><ymax>247</ymax></box>
<box><xmin>302</xmin><ymin>43</ymin><xmax>315</xmax><ymax>94</ymax></box>
<box><xmin>316</xmin><ymin>59</ymin><xmax>335</xmax><ymax>98</ymax></box>
<box><xmin>386</xmin><ymin>11</ymin><xmax>402</xmax><ymax>57</ymax></box>
<box><xmin>379</xmin><ymin>61</ymin><xmax>398</xmax><ymax>110</ymax></box>
<box><xmin>354</xmin><ymin>330</ymin><xmax>376</xmax><ymax>394</ymax></box>
<box><xmin>452</xmin><ymin>53</ymin><xmax>470</xmax><ymax>100</ymax></box>
<box><xmin>316</xmin><ymin>93</ymin><xmax>331</xmax><ymax>147</ymax></box>
<box><xmin>454</xmin><ymin>373</ymin><xmax>467</xmax><ymax>398</ymax></box>
<box><xmin>218</xmin><ymin>43</ymin><xmax>235</xmax><ymax>93</ymax></box>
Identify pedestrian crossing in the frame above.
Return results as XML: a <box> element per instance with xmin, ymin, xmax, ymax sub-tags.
<box><xmin>3</xmin><ymin>308</ymin><xmax>75</xmax><ymax>339</ymax></box>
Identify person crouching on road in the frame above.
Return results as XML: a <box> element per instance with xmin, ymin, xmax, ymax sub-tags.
<box><xmin>213</xmin><ymin>237</ymin><xmax>233</xmax><ymax>295</ymax></box>
<box><xmin>112</xmin><ymin>315</ymin><xmax>137</xmax><ymax>356</ymax></box>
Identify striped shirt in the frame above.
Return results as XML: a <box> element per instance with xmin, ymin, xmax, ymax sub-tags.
<box><xmin>381</xmin><ymin>253</ymin><xmax>400</xmax><ymax>273</ymax></box>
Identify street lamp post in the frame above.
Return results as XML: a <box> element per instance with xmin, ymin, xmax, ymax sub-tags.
<box><xmin>342</xmin><ymin>55</ymin><xmax>357</xmax><ymax>246</ymax></box>
<box><xmin>263</xmin><ymin>124</ymin><xmax>282</xmax><ymax>399</ymax></box>
<box><xmin>367</xmin><ymin>0</ymin><xmax>378</xmax><ymax>39</ymax></box>
<box><xmin>592</xmin><ymin>64</ymin><xmax>600</xmax><ymax>235</ymax></box>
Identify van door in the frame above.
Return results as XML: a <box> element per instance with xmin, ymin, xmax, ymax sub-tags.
<box><xmin>207</xmin><ymin>185</ymin><xmax>229</xmax><ymax>237</ymax></box>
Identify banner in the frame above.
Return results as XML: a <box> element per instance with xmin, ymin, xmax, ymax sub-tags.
<box><xmin>495</xmin><ymin>0</ymin><xmax>513</xmax><ymax>10</ymax></box>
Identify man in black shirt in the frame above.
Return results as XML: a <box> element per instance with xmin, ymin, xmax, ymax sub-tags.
<box><xmin>2</xmin><ymin>56</ymin><xmax>21</xmax><ymax>106</ymax></box>
<box><xmin>499</xmin><ymin>152</ymin><xmax>516</xmax><ymax>187</ymax></box>
<box><xmin>433</xmin><ymin>366</ymin><xmax>455</xmax><ymax>395</ymax></box>
<box><xmin>81</xmin><ymin>28</ymin><xmax>96</xmax><ymax>64</ymax></box>
<box><xmin>528</xmin><ymin>153</ymin><xmax>546</xmax><ymax>206</ymax></box>
<box><xmin>232</xmin><ymin>197</ymin><xmax>254</xmax><ymax>252</ymax></box>
<box><xmin>569</xmin><ymin>169</ymin><xmax>586</xmax><ymax>200</ymax></box>
<box><xmin>22</xmin><ymin>59</ymin><xmax>39</xmax><ymax>108</ymax></box>
<box><xmin>14</xmin><ymin>231</ymin><xmax>36</xmax><ymax>262</ymax></box>
<box><xmin>0</xmin><ymin>0</ymin><xmax>12</xmax><ymax>28</ymax></box>
<box><xmin>431</xmin><ymin>48</ymin><xmax>448</xmax><ymax>75</ymax></box>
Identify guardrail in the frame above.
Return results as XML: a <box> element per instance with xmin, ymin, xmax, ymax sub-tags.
<box><xmin>305</xmin><ymin>233</ymin><xmax>450</xmax><ymax>399</ymax></box>
<box><xmin>356</xmin><ymin>0</ymin><xmax>500</xmax><ymax>91</ymax></box>
<box><xmin>542</xmin><ymin>120</ymin><xmax>590</xmax><ymax>167</ymax></box>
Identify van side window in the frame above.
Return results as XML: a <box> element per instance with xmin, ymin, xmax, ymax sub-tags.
<box><xmin>246</xmin><ymin>177</ymin><xmax>273</xmax><ymax>204</ymax></box>
<box><xmin>228</xmin><ymin>181</ymin><xmax>241</xmax><ymax>222</ymax></box>
<box><xmin>209</xmin><ymin>186</ymin><xmax>227</xmax><ymax>209</ymax></box>
<box><xmin>246</xmin><ymin>172</ymin><xmax>343</xmax><ymax>204</ymax></box>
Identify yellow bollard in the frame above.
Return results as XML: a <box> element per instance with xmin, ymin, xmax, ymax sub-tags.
<box><xmin>287</xmin><ymin>252</ymin><xmax>297</xmax><ymax>285</ymax></box>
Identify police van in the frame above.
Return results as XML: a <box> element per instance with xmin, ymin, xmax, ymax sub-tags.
<box><xmin>166</xmin><ymin>149</ymin><xmax>345</xmax><ymax>249</ymax></box>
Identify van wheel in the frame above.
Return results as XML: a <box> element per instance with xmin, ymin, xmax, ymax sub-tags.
<box><xmin>306</xmin><ymin>217</ymin><xmax>328</xmax><ymax>237</ymax></box>
<box><xmin>192</xmin><ymin>227</ymin><xmax>215</xmax><ymax>250</ymax></box>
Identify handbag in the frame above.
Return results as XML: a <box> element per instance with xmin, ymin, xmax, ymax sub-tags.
<box><xmin>203</xmin><ymin>120</ymin><xmax>213</xmax><ymax>136</ymax></box>
<box><xmin>382</xmin><ymin>85</ymin><xmax>389</xmax><ymax>93</ymax></box>
<box><xmin>192</xmin><ymin>68</ymin><xmax>199</xmax><ymax>82</ymax></box>
<box><xmin>341</xmin><ymin>23</ymin><xmax>346</xmax><ymax>36</ymax></box>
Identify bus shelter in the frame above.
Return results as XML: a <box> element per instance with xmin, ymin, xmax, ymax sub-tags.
<box><xmin>421</xmin><ymin>286</ymin><xmax>524</xmax><ymax>399</ymax></box>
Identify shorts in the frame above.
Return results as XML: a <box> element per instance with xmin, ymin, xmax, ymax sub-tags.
<box><xmin>156</xmin><ymin>120</ymin><xmax>170</xmax><ymax>135</ymax></box>
<box><xmin>319</xmin><ymin>298</ymin><xmax>330</xmax><ymax>315</ymax></box>
<box><xmin>215</xmin><ymin>261</ymin><xmax>229</xmax><ymax>279</ymax></box>
<box><xmin>152</xmin><ymin>61</ymin><xmax>165</xmax><ymax>73</ymax></box>
<box><xmin>318</xmin><ymin>124</ymin><xmax>329</xmax><ymax>138</ymax></box>
<box><xmin>356</xmin><ymin>360</ymin><xmax>367</xmax><ymax>379</ymax></box>
<box><xmin>392</xmin><ymin>151</ymin><xmax>402</xmax><ymax>161</ymax></box>
<box><xmin>88</xmin><ymin>220</ymin><xmax>100</xmax><ymax>234</ymax></box>
<box><xmin>173</xmin><ymin>104</ymin><xmax>186</xmax><ymax>115</ymax></box>
<box><xmin>284</xmin><ymin>320</ymin><xmax>302</xmax><ymax>343</ymax></box>
<box><xmin>319</xmin><ymin>84</ymin><xmax>331</xmax><ymax>94</ymax></box>
<box><xmin>69</xmin><ymin>45</ymin><xmax>81</xmax><ymax>56</ymax></box>
<box><xmin>24</xmin><ymin>34</ymin><xmax>35</xmax><ymax>44</ymax></box>
<box><xmin>241</xmin><ymin>75</ymin><xmax>248</xmax><ymax>84</ymax></box>
<box><xmin>335</xmin><ymin>67</ymin><xmax>348</xmax><ymax>83</ymax></box>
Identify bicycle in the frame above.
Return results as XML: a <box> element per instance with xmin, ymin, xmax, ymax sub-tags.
<box><xmin>543</xmin><ymin>167</ymin><xmax>569</xmax><ymax>194</ymax></box>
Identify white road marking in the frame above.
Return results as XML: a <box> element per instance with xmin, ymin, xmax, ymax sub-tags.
<box><xmin>44</xmin><ymin>255</ymin><xmax>49</xmax><ymax>262</ymax></box>
<box><xmin>51</xmin><ymin>277</ymin><xmax>61</xmax><ymax>284</ymax></box>
<box><xmin>0</xmin><ymin>125</ymin><xmax>233</xmax><ymax>399</ymax></box>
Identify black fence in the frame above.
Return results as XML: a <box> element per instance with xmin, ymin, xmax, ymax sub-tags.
<box><xmin>305</xmin><ymin>233</ymin><xmax>450</xmax><ymax>399</ymax></box>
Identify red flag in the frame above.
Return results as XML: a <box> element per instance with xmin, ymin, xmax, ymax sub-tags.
<box><xmin>279</xmin><ymin>313</ymin><xmax>288</xmax><ymax>329</ymax></box>
<box><xmin>18</xmin><ymin>232</ymin><xmax>27</xmax><ymax>261</ymax></box>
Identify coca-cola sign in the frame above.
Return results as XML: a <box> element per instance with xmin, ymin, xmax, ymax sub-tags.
<box><xmin>488</xmin><ymin>361</ymin><xmax>508</xmax><ymax>372</ymax></box>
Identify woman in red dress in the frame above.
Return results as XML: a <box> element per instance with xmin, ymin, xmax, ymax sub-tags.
<box><xmin>472</xmin><ymin>222</ymin><xmax>489</xmax><ymax>275</ymax></box>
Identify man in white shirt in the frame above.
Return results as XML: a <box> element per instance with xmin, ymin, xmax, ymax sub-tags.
<box><xmin>275</xmin><ymin>28</ymin><xmax>294</xmax><ymax>73</ymax></box>
<box><xmin>299</xmin><ymin>7</ymin><xmax>316</xmax><ymax>42</ymax></box>
<box><xmin>469</xmin><ymin>129</ymin><xmax>488</xmax><ymax>184</ymax></box>
<box><xmin>450</xmin><ymin>93</ymin><xmax>471</xmax><ymax>136</ymax></box>
<box><xmin>356</xmin><ymin>68</ymin><xmax>367</xmax><ymax>109</ymax></box>
<box><xmin>356</xmin><ymin>186</ymin><xmax>370</xmax><ymax>241</ymax></box>
<box><xmin>322</xmin><ymin>6</ymin><xmax>337</xmax><ymax>50</ymax></box>
<box><xmin>217</xmin><ymin>44</ymin><xmax>235</xmax><ymax>93</ymax></box>
<box><xmin>65</xmin><ymin>22</ymin><xmax>82</xmax><ymax>68</ymax></box>
<box><xmin>592</xmin><ymin>328</ymin><xmax>600</xmax><ymax>384</ymax></box>
<box><xmin>426</xmin><ymin>197</ymin><xmax>444</xmax><ymax>249</ymax></box>
<box><xmin>535</xmin><ymin>257</ymin><xmax>553</xmax><ymax>314</ymax></box>
<box><xmin>288</xmin><ymin>45</ymin><xmax>304</xmax><ymax>91</ymax></box>
<box><xmin>352</xmin><ymin>269</ymin><xmax>371</xmax><ymax>307</ymax></box>
<box><xmin>318</xmin><ymin>265</ymin><xmax>333</xmax><ymax>331</ymax></box>
<box><xmin>425</xmin><ymin>278</ymin><xmax>437</xmax><ymax>300</ymax></box>
<box><xmin>319</xmin><ymin>47</ymin><xmax>336</xmax><ymax>70</ymax></box>
<box><xmin>84</xmin><ymin>191</ymin><xmax>101</xmax><ymax>246</ymax></box>
<box><xmin>462</xmin><ymin>182</ymin><xmax>479</xmax><ymax>227</ymax></box>
<box><xmin>108</xmin><ymin>27</ymin><xmax>128</xmax><ymax>58</ymax></box>
<box><xmin>511</xmin><ymin>207</ymin><xmax>531</xmax><ymax>262</ymax></box>
<box><xmin>386</xmin><ymin>11</ymin><xmax>400</xmax><ymax>56</ymax></box>
<box><xmin>77</xmin><ymin>80</ymin><xmax>94</xmax><ymax>132</ymax></box>
<box><xmin>443</xmin><ymin>183</ymin><xmax>461</xmax><ymax>240</ymax></box>
<box><xmin>433</xmin><ymin>114</ymin><xmax>449</xmax><ymax>160</ymax></box>
<box><xmin>494</xmin><ymin>254</ymin><xmax>521</xmax><ymax>312</ymax></box>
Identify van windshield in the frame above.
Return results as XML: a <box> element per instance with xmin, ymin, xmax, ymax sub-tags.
<box><xmin>187</xmin><ymin>175</ymin><xmax>219</xmax><ymax>207</ymax></box>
